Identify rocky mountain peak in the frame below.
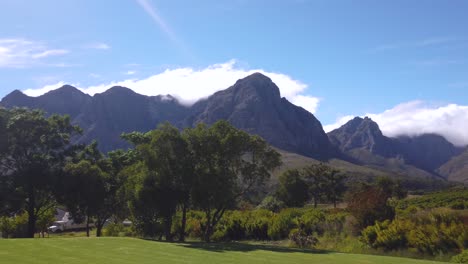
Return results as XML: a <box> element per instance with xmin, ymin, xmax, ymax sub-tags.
<box><xmin>230</xmin><ymin>72</ymin><xmax>281</xmax><ymax>102</ymax></box>
<box><xmin>1</xmin><ymin>90</ymin><xmax>30</xmax><ymax>106</ymax></box>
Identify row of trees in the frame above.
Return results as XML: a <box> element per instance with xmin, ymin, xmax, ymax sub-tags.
<box><xmin>0</xmin><ymin>108</ymin><xmax>281</xmax><ymax>241</ymax></box>
<box><xmin>275</xmin><ymin>164</ymin><xmax>347</xmax><ymax>208</ymax></box>
<box><xmin>1</xmin><ymin>108</ymin><xmax>404</xmax><ymax>241</ymax></box>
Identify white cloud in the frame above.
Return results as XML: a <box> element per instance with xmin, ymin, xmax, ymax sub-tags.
<box><xmin>325</xmin><ymin>101</ymin><xmax>468</xmax><ymax>146</ymax></box>
<box><xmin>0</xmin><ymin>38</ymin><xmax>69</xmax><ymax>68</ymax></box>
<box><xmin>125</xmin><ymin>70</ymin><xmax>137</xmax><ymax>75</ymax></box>
<box><xmin>23</xmin><ymin>81</ymin><xmax>67</xmax><ymax>97</ymax></box>
<box><xmin>86</xmin><ymin>43</ymin><xmax>111</xmax><ymax>50</ymax></box>
<box><xmin>32</xmin><ymin>49</ymin><xmax>69</xmax><ymax>59</ymax></box>
<box><xmin>22</xmin><ymin>60</ymin><xmax>320</xmax><ymax>113</ymax></box>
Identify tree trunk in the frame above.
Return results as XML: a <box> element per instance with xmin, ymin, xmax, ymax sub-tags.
<box><xmin>204</xmin><ymin>225</ymin><xmax>212</xmax><ymax>243</ymax></box>
<box><xmin>179</xmin><ymin>202</ymin><xmax>187</xmax><ymax>242</ymax></box>
<box><xmin>203</xmin><ymin>211</ymin><xmax>212</xmax><ymax>242</ymax></box>
<box><xmin>96</xmin><ymin>224</ymin><xmax>102</xmax><ymax>237</ymax></box>
<box><xmin>27</xmin><ymin>190</ymin><xmax>36</xmax><ymax>238</ymax></box>
<box><xmin>86</xmin><ymin>215</ymin><xmax>90</xmax><ymax>237</ymax></box>
<box><xmin>95</xmin><ymin>216</ymin><xmax>106</xmax><ymax>237</ymax></box>
<box><xmin>164</xmin><ymin>216</ymin><xmax>172</xmax><ymax>241</ymax></box>
<box><xmin>313</xmin><ymin>196</ymin><xmax>318</xmax><ymax>208</ymax></box>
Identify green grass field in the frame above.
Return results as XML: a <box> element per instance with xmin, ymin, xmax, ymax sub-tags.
<box><xmin>0</xmin><ymin>237</ymin><xmax>447</xmax><ymax>264</ymax></box>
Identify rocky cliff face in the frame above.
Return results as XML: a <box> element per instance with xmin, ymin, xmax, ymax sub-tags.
<box><xmin>328</xmin><ymin>116</ymin><xmax>463</xmax><ymax>179</ymax></box>
<box><xmin>187</xmin><ymin>73</ymin><xmax>333</xmax><ymax>159</ymax></box>
<box><xmin>0</xmin><ymin>73</ymin><xmax>333</xmax><ymax>158</ymax></box>
<box><xmin>328</xmin><ymin>117</ymin><xmax>397</xmax><ymax>157</ymax></box>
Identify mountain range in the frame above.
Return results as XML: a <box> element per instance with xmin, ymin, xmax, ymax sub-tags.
<box><xmin>1</xmin><ymin>73</ymin><xmax>467</xmax><ymax>183</ymax></box>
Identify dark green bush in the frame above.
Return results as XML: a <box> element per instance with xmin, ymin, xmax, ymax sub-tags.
<box><xmin>0</xmin><ymin>212</ymin><xmax>28</xmax><ymax>238</ymax></box>
<box><xmin>451</xmin><ymin>250</ymin><xmax>468</xmax><ymax>263</ymax></box>
<box><xmin>103</xmin><ymin>223</ymin><xmax>135</xmax><ymax>237</ymax></box>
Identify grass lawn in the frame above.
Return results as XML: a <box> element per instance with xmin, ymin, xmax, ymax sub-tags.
<box><xmin>0</xmin><ymin>237</ymin><xmax>447</xmax><ymax>264</ymax></box>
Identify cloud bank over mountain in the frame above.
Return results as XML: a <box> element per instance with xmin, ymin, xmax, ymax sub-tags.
<box><xmin>22</xmin><ymin>60</ymin><xmax>320</xmax><ymax>114</ymax></box>
<box><xmin>325</xmin><ymin>101</ymin><xmax>468</xmax><ymax>147</ymax></box>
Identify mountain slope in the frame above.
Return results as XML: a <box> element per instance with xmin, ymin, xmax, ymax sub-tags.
<box><xmin>0</xmin><ymin>73</ymin><xmax>333</xmax><ymax>158</ymax></box>
<box><xmin>437</xmin><ymin>147</ymin><xmax>468</xmax><ymax>183</ymax></box>
<box><xmin>1</xmin><ymin>85</ymin><xmax>91</xmax><ymax>117</ymax></box>
<box><xmin>328</xmin><ymin>116</ymin><xmax>464</xmax><ymax>181</ymax></box>
<box><xmin>187</xmin><ymin>73</ymin><xmax>334</xmax><ymax>159</ymax></box>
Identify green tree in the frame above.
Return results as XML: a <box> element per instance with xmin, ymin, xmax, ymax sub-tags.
<box><xmin>302</xmin><ymin>164</ymin><xmax>327</xmax><ymax>208</ymax></box>
<box><xmin>61</xmin><ymin>160</ymin><xmax>107</xmax><ymax>237</ymax></box>
<box><xmin>186</xmin><ymin>121</ymin><xmax>281</xmax><ymax>242</ymax></box>
<box><xmin>123</xmin><ymin>123</ymin><xmax>193</xmax><ymax>241</ymax></box>
<box><xmin>0</xmin><ymin>108</ymin><xmax>80</xmax><ymax>237</ymax></box>
<box><xmin>303</xmin><ymin>164</ymin><xmax>346</xmax><ymax>208</ymax></box>
<box><xmin>276</xmin><ymin>169</ymin><xmax>309</xmax><ymax>207</ymax></box>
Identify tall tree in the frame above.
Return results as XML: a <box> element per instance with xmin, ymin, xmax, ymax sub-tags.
<box><xmin>186</xmin><ymin>121</ymin><xmax>281</xmax><ymax>242</ymax></box>
<box><xmin>276</xmin><ymin>169</ymin><xmax>309</xmax><ymax>207</ymax></box>
<box><xmin>303</xmin><ymin>163</ymin><xmax>346</xmax><ymax>208</ymax></box>
<box><xmin>124</xmin><ymin>123</ymin><xmax>193</xmax><ymax>241</ymax></box>
<box><xmin>61</xmin><ymin>160</ymin><xmax>107</xmax><ymax>237</ymax></box>
<box><xmin>61</xmin><ymin>142</ymin><xmax>128</xmax><ymax>237</ymax></box>
<box><xmin>0</xmin><ymin>108</ymin><xmax>80</xmax><ymax>237</ymax></box>
<box><xmin>302</xmin><ymin>164</ymin><xmax>328</xmax><ymax>208</ymax></box>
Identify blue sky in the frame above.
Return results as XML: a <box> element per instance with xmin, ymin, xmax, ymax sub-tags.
<box><xmin>1</xmin><ymin>0</ymin><xmax>468</xmax><ymax>145</ymax></box>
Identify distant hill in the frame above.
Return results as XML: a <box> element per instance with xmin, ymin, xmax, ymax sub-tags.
<box><xmin>327</xmin><ymin>116</ymin><xmax>465</xmax><ymax>182</ymax></box>
<box><xmin>2</xmin><ymin>73</ymin><xmax>466</xmax><ymax>183</ymax></box>
<box><xmin>437</xmin><ymin>147</ymin><xmax>468</xmax><ymax>183</ymax></box>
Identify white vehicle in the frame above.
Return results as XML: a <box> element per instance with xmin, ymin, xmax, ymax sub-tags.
<box><xmin>47</xmin><ymin>212</ymin><xmax>90</xmax><ymax>233</ymax></box>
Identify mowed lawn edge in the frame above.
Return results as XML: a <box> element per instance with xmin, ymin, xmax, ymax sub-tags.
<box><xmin>0</xmin><ymin>237</ymin><xmax>447</xmax><ymax>264</ymax></box>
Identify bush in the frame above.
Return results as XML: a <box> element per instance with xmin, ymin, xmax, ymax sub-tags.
<box><xmin>0</xmin><ymin>212</ymin><xmax>28</xmax><ymax>238</ymax></box>
<box><xmin>298</xmin><ymin>209</ymin><xmax>326</xmax><ymax>236</ymax></box>
<box><xmin>451</xmin><ymin>250</ymin><xmax>468</xmax><ymax>263</ymax></box>
<box><xmin>257</xmin><ymin>196</ymin><xmax>285</xmax><ymax>212</ymax></box>
<box><xmin>268</xmin><ymin>208</ymin><xmax>302</xmax><ymax>240</ymax></box>
<box><xmin>103</xmin><ymin>223</ymin><xmax>135</xmax><ymax>237</ymax></box>
<box><xmin>361</xmin><ymin>209</ymin><xmax>468</xmax><ymax>255</ymax></box>
<box><xmin>289</xmin><ymin>228</ymin><xmax>318</xmax><ymax>248</ymax></box>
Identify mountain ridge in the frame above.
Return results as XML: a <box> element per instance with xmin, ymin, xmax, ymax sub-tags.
<box><xmin>1</xmin><ymin>73</ymin><xmax>466</xmax><ymax>182</ymax></box>
<box><xmin>0</xmin><ymin>73</ymin><xmax>334</xmax><ymax>159</ymax></box>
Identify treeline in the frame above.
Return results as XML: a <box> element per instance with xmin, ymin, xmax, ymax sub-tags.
<box><xmin>0</xmin><ymin>108</ymin><xmax>281</xmax><ymax>241</ymax></box>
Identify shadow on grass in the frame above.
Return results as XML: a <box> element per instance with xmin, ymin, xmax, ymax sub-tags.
<box><xmin>143</xmin><ymin>238</ymin><xmax>331</xmax><ymax>254</ymax></box>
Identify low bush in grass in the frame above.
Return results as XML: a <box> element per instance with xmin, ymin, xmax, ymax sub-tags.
<box><xmin>361</xmin><ymin>208</ymin><xmax>468</xmax><ymax>255</ymax></box>
<box><xmin>0</xmin><ymin>212</ymin><xmax>28</xmax><ymax>238</ymax></box>
<box><xmin>103</xmin><ymin>223</ymin><xmax>135</xmax><ymax>237</ymax></box>
<box><xmin>451</xmin><ymin>250</ymin><xmax>468</xmax><ymax>263</ymax></box>
<box><xmin>185</xmin><ymin>207</ymin><xmax>348</xmax><ymax>246</ymax></box>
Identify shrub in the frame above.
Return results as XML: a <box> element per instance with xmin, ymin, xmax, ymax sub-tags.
<box><xmin>289</xmin><ymin>228</ymin><xmax>318</xmax><ymax>248</ymax></box>
<box><xmin>0</xmin><ymin>212</ymin><xmax>28</xmax><ymax>238</ymax></box>
<box><xmin>361</xmin><ymin>209</ymin><xmax>468</xmax><ymax>255</ymax></box>
<box><xmin>244</xmin><ymin>210</ymin><xmax>272</xmax><ymax>240</ymax></box>
<box><xmin>298</xmin><ymin>209</ymin><xmax>326</xmax><ymax>236</ymax></box>
<box><xmin>257</xmin><ymin>196</ymin><xmax>285</xmax><ymax>212</ymax></box>
<box><xmin>268</xmin><ymin>208</ymin><xmax>302</xmax><ymax>240</ymax></box>
<box><xmin>103</xmin><ymin>223</ymin><xmax>135</xmax><ymax>237</ymax></box>
<box><xmin>451</xmin><ymin>250</ymin><xmax>468</xmax><ymax>263</ymax></box>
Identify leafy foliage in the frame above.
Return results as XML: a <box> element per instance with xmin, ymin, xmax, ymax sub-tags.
<box><xmin>361</xmin><ymin>209</ymin><xmax>468</xmax><ymax>255</ymax></box>
<box><xmin>0</xmin><ymin>108</ymin><xmax>80</xmax><ymax>237</ymax></box>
